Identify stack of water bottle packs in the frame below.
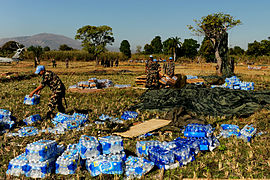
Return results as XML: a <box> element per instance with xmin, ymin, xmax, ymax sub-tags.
<box><xmin>23</xmin><ymin>114</ymin><xmax>41</xmax><ymax>125</ymax></box>
<box><xmin>136</xmin><ymin>124</ymin><xmax>220</xmax><ymax>170</ymax></box>
<box><xmin>69</xmin><ymin>78</ymin><xmax>114</xmax><ymax>89</ymax></box>
<box><xmin>211</xmin><ymin>76</ymin><xmax>254</xmax><ymax>90</ymax></box>
<box><xmin>6</xmin><ymin>140</ymin><xmax>65</xmax><ymax>178</ymax></box>
<box><xmin>23</xmin><ymin>94</ymin><xmax>40</xmax><ymax>105</ymax></box>
<box><xmin>219</xmin><ymin>124</ymin><xmax>257</xmax><ymax>142</ymax></box>
<box><xmin>50</xmin><ymin>112</ymin><xmax>89</xmax><ymax>134</ymax></box>
<box><xmin>95</xmin><ymin>111</ymin><xmax>138</xmax><ymax>124</ymax></box>
<box><xmin>0</xmin><ymin>109</ymin><xmax>15</xmax><ymax>133</ymax></box>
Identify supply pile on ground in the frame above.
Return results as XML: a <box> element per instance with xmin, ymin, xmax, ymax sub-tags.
<box><xmin>218</xmin><ymin>124</ymin><xmax>257</xmax><ymax>142</ymax></box>
<box><xmin>0</xmin><ymin>109</ymin><xmax>15</xmax><ymax>133</ymax></box>
<box><xmin>6</xmin><ymin>140</ymin><xmax>65</xmax><ymax>178</ymax></box>
<box><xmin>211</xmin><ymin>76</ymin><xmax>254</xmax><ymax>90</ymax></box>
<box><xmin>95</xmin><ymin>111</ymin><xmax>138</xmax><ymax>125</ymax></box>
<box><xmin>69</xmin><ymin>78</ymin><xmax>131</xmax><ymax>90</ymax></box>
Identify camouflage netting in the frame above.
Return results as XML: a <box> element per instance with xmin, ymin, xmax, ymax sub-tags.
<box><xmin>132</xmin><ymin>84</ymin><xmax>270</xmax><ymax>118</ymax></box>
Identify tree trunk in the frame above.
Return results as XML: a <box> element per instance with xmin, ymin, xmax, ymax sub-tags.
<box><xmin>173</xmin><ymin>48</ymin><xmax>176</xmax><ymax>62</ymax></box>
<box><xmin>214</xmin><ymin>32</ymin><xmax>233</xmax><ymax>77</ymax></box>
<box><xmin>95</xmin><ymin>56</ymin><xmax>99</xmax><ymax>65</ymax></box>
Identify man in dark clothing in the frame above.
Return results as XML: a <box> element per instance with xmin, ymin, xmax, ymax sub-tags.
<box><xmin>166</xmin><ymin>57</ymin><xmax>175</xmax><ymax>77</ymax></box>
<box><xmin>52</xmin><ymin>58</ymin><xmax>56</xmax><ymax>68</ymax></box>
<box><xmin>29</xmin><ymin>65</ymin><xmax>66</xmax><ymax>119</ymax></box>
<box><xmin>145</xmin><ymin>56</ymin><xmax>161</xmax><ymax>89</ymax></box>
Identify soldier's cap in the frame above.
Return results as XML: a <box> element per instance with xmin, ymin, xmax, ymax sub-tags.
<box><xmin>169</xmin><ymin>57</ymin><xmax>173</xmax><ymax>60</ymax></box>
<box><xmin>153</xmin><ymin>59</ymin><xmax>157</xmax><ymax>62</ymax></box>
<box><xmin>35</xmin><ymin>65</ymin><xmax>45</xmax><ymax>74</ymax></box>
<box><xmin>150</xmin><ymin>55</ymin><xmax>153</xmax><ymax>58</ymax></box>
<box><xmin>163</xmin><ymin>60</ymin><xmax>166</xmax><ymax>62</ymax></box>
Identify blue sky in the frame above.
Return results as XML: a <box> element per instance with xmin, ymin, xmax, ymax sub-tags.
<box><xmin>0</xmin><ymin>0</ymin><xmax>269</xmax><ymax>50</ymax></box>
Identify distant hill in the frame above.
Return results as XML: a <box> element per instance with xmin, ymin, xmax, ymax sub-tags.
<box><xmin>0</xmin><ymin>33</ymin><xmax>82</xmax><ymax>50</ymax></box>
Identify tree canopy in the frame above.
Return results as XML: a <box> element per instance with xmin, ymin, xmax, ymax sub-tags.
<box><xmin>188</xmin><ymin>13</ymin><xmax>241</xmax><ymax>75</ymax></box>
<box><xmin>180</xmin><ymin>38</ymin><xmax>200</xmax><ymax>59</ymax></box>
<box><xmin>75</xmin><ymin>25</ymin><xmax>114</xmax><ymax>60</ymax></box>
<box><xmin>150</xmin><ymin>36</ymin><xmax>163</xmax><ymax>54</ymax></box>
<box><xmin>59</xmin><ymin>44</ymin><xmax>73</xmax><ymax>51</ymax></box>
<box><xmin>143</xmin><ymin>44</ymin><xmax>153</xmax><ymax>55</ymax></box>
<box><xmin>120</xmin><ymin>40</ymin><xmax>131</xmax><ymax>58</ymax></box>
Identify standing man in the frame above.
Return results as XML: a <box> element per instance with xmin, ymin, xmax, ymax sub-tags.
<box><xmin>145</xmin><ymin>55</ymin><xmax>161</xmax><ymax>89</ymax></box>
<box><xmin>166</xmin><ymin>57</ymin><xmax>175</xmax><ymax>77</ymax></box>
<box><xmin>29</xmin><ymin>65</ymin><xmax>66</xmax><ymax>119</ymax></box>
<box><xmin>52</xmin><ymin>58</ymin><xmax>56</xmax><ymax>68</ymax></box>
<box><xmin>163</xmin><ymin>59</ymin><xmax>167</xmax><ymax>75</ymax></box>
<box><xmin>65</xmin><ymin>58</ymin><xmax>69</xmax><ymax>68</ymax></box>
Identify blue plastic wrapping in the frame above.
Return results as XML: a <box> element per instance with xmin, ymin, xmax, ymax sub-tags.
<box><xmin>86</xmin><ymin>154</ymin><xmax>123</xmax><ymax>176</ymax></box>
<box><xmin>18</xmin><ymin>127</ymin><xmax>39</xmax><ymax>137</ymax></box>
<box><xmin>24</xmin><ymin>95</ymin><xmax>40</xmax><ymax>105</ymax></box>
<box><xmin>25</xmin><ymin>140</ymin><xmax>57</xmax><ymax>162</ymax></box>
<box><xmin>238</xmin><ymin>124</ymin><xmax>257</xmax><ymax>142</ymax></box>
<box><xmin>77</xmin><ymin>135</ymin><xmax>101</xmax><ymax>159</ymax></box>
<box><xmin>99</xmin><ymin>136</ymin><xmax>124</xmax><ymax>154</ymax></box>
<box><xmin>121</xmin><ymin>111</ymin><xmax>138</xmax><ymax>120</ymax></box>
<box><xmin>220</xmin><ymin>124</ymin><xmax>240</xmax><ymax>138</ymax></box>
<box><xmin>125</xmin><ymin>156</ymin><xmax>154</xmax><ymax>179</ymax></box>
<box><xmin>23</xmin><ymin>114</ymin><xmax>41</xmax><ymax>125</ymax></box>
<box><xmin>136</xmin><ymin>140</ymin><xmax>161</xmax><ymax>157</ymax></box>
<box><xmin>6</xmin><ymin>153</ymin><xmax>28</xmax><ymax>177</ymax></box>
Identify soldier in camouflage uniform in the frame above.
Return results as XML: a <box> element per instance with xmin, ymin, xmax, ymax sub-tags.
<box><xmin>29</xmin><ymin>65</ymin><xmax>66</xmax><ymax>119</ymax></box>
<box><xmin>166</xmin><ymin>57</ymin><xmax>175</xmax><ymax>77</ymax></box>
<box><xmin>145</xmin><ymin>56</ymin><xmax>161</xmax><ymax>89</ymax></box>
<box><xmin>163</xmin><ymin>59</ymin><xmax>167</xmax><ymax>74</ymax></box>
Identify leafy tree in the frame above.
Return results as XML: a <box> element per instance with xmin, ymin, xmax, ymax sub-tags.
<box><xmin>229</xmin><ymin>46</ymin><xmax>244</xmax><ymax>55</ymax></box>
<box><xmin>150</xmin><ymin>36</ymin><xmax>163</xmax><ymax>54</ymax></box>
<box><xmin>0</xmin><ymin>41</ymin><xmax>24</xmax><ymax>56</ymax></box>
<box><xmin>260</xmin><ymin>39</ymin><xmax>270</xmax><ymax>55</ymax></box>
<box><xmin>163</xmin><ymin>37</ymin><xmax>181</xmax><ymax>61</ymax></box>
<box><xmin>59</xmin><ymin>44</ymin><xmax>73</xmax><ymax>51</ymax></box>
<box><xmin>180</xmin><ymin>38</ymin><xmax>200</xmax><ymax>59</ymax></box>
<box><xmin>199</xmin><ymin>37</ymin><xmax>216</xmax><ymax>62</ymax></box>
<box><xmin>188</xmin><ymin>13</ymin><xmax>241</xmax><ymax>76</ymax></box>
<box><xmin>75</xmin><ymin>25</ymin><xmax>114</xmax><ymax>65</ymax></box>
<box><xmin>246</xmin><ymin>41</ymin><xmax>263</xmax><ymax>57</ymax></box>
<box><xmin>119</xmin><ymin>40</ymin><xmax>131</xmax><ymax>58</ymax></box>
<box><xmin>143</xmin><ymin>44</ymin><xmax>153</xmax><ymax>55</ymax></box>
<box><xmin>136</xmin><ymin>45</ymin><xmax>142</xmax><ymax>54</ymax></box>
<box><xmin>28</xmin><ymin>46</ymin><xmax>43</xmax><ymax>67</ymax></box>
<box><xmin>43</xmin><ymin>46</ymin><xmax>50</xmax><ymax>51</ymax></box>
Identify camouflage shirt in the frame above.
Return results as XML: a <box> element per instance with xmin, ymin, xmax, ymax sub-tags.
<box><xmin>41</xmin><ymin>71</ymin><xmax>65</xmax><ymax>93</ymax></box>
<box><xmin>147</xmin><ymin>61</ymin><xmax>160</xmax><ymax>72</ymax></box>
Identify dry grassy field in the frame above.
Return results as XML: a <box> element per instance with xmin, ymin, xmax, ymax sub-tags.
<box><xmin>0</xmin><ymin>60</ymin><xmax>269</xmax><ymax>179</ymax></box>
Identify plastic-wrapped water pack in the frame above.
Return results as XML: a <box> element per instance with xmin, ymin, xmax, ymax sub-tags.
<box><xmin>86</xmin><ymin>153</ymin><xmax>124</xmax><ymax>176</ymax></box>
<box><xmin>24</xmin><ymin>95</ymin><xmax>40</xmax><ymax>105</ymax></box>
<box><xmin>238</xmin><ymin>124</ymin><xmax>257</xmax><ymax>142</ymax></box>
<box><xmin>136</xmin><ymin>140</ymin><xmax>161</xmax><ymax>157</ymax></box>
<box><xmin>55</xmin><ymin>144</ymin><xmax>79</xmax><ymax>175</ymax></box>
<box><xmin>219</xmin><ymin>124</ymin><xmax>240</xmax><ymax>138</ymax></box>
<box><xmin>18</xmin><ymin>127</ymin><xmax>39</xmax><ymax>137</ymax></box>
<box><xmin>6</xmin><ymin>153</ymin><xmax>28</xmax><ymax>177</ymax></box>
<box><xmin>121</xmin><ymin>111</ymin><xmax>138</xmax><ymax>120</ymax></box>
<box><xmin>25</xmin><ymin>140</ymin><xmax>57</xmax><ymax>162</ymax></box>
<box><xmin>184</xmin><ymin>123</ymin><xmax>214</xmax><ymax>138</ymax></box>
<box><xmin>77</xmin><ymin>135</ymin><xmax>101</xmax><ymax>159</ymax></box>
<box><xmin>99</xmin><ymin>136</ymin><xmax>124</xmax><ymax>154</ymax></box>
<box><xmin>23</xmin><ymin>114</ymin><xmax>41</xmax><ymax>125</ymax></box>
<box><xmin>125</xmin><ymin>156</ymin><xmax>154</xmax><ymax>179</ymax></box>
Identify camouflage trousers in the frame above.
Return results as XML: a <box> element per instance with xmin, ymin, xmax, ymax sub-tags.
<box><xmin>146</xmin><ymin>71</ymin><xmax>159</xmax><ymax>88</ymax></box>
<box><xmin>47</xmin><ymin>91</ymin><xmax>65</xmax><ymax>119</ymax></box>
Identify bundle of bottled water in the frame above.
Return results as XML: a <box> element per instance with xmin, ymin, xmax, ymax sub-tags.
<box><xmin>96</xmin><ymin>114</ymin><xmax>123</xmax><ymax>124</ymax></box>
<box><xmin>114</xmin><ymin>84</ymin><xmax>131</xmax><ymax>88</ymax></box>
<box><xmin>136</xmin><ymin>140</ymin><xmax>161</xmax><ymax>157</ymax></box>
<box><xmin>98</xmin><ymin>136</ymin><xmax>124</xmax><ymax>154</ymax></box>
<box><xmin>219</xmin><ymin>124</ymin><xmax>240</xmax><ymax>138</ymax></box>
<box><xmin>51</xmin><ymin>112</ymin><xmax>74</xmax><ymax>125</ymax></box>
<box><xmin>18</xmin><ymin>126</ymin><xmax>39</xmax><ymax>137</ymax></box>
<box><xmin>23</xmin><ymin>94</ymin><xmax>40</xmax><ymax>105</ymax></box>
<box><xmin>0</xmin><ymin>109</ymin><xmax>15</xmax><ymax>131</ymax></box>
<box><xmin>7</xmin><ymin>139</ymin><xmax>64</xmax><ymax>178</ymax></box>
<box><xmin>238</xmin><ymin>124</ymin><xmax>257</xmax><ymax>142</ymax></box>
<box><xmin>25</xmin><ymin>140</ymin><xmax>57</xmax><ymax>162</ymax></box>
<box><xmin>184</xmin><ymin>124</ymin><xmax>219</xmax><ymax>151</ymax></box>
<box><xmin>184</xmin><ymin>123</ymin><xmax>214</xmax><ymax>138</ymax></box>
<box><xmin>23</xmin><ymin>114</ymin><xmax>41</xmax><ymax>125</ymax></box>
<box><xmin>121</xmin><ymin>111</ymin><xmax>138</xmax><ymax>120</ymax></box>
<box><xmin>86</xmin><ymin>153</ymin><xmax>124</xmax><ymax>176</ymax></box>
<box><xmin>125</xmin><ymin>156</ymin><xmax>154</xmax><ymax>179</ymax></box>
<box><xmin>97</xmin><ymin>79</ymin><xmax>114</xmax><ymax>88</ymax></box>
<box><xmin>186</xmin><ymin>75</ymin><xmax>198</xmax><ymax>79</ymax></box>
<box><xmin>211</xmin><ymin>76</ymin><xmax>254</xmax><ymax>90</ymax></box>
<box><xmin>55</xmin><ymin>144</ymin><xmax>79</xmax><ymax>175</ymax></box>
<box><xmin>77</xmin><ymin>135</ymin><xmax>101</xmax><ymax>159</ymax></box>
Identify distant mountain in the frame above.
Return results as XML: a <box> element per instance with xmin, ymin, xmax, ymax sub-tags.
<box><xmin>0</xmin><ymin>33</ymin><xmax>82</xmax><ymax>50</ymax></box>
